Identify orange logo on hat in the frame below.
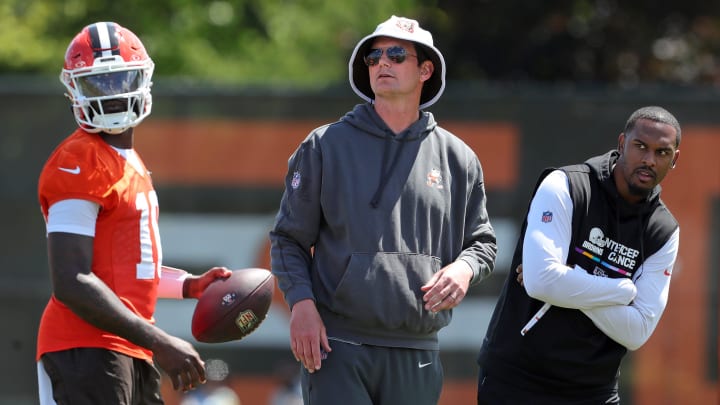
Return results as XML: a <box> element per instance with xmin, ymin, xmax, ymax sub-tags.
<box><xmin>395</xmin><ymin>19</ymin><xmax>415</xmax><ymax>33</ymax></box>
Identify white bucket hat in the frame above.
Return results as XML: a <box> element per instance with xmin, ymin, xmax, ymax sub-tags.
<box><xmin>348</xmin><ymin>15</ymin><xmax>446</xmax><ymax>109</ymax></box>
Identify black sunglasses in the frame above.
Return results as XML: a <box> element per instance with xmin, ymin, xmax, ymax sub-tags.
<box><xmin>364</xmin><ymin>46</ymin><xmax>417</xmax><ymax>66</ymax></box>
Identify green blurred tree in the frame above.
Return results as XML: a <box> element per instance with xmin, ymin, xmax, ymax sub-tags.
<box><xmin>3</xmin><ymin>0</ymin><xmax>720</xmax><ymax>87</ymax></box>
<box><xmin>0</xmin><ymin>0</ymin><xmax>420</xmax><ymax>87</ymax></box>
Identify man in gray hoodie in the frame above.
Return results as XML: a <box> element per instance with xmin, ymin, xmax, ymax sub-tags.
<box><xmin>269</xmin><ymin>15</ymin><xmax>497</xmax><ymax>405</ymax></box>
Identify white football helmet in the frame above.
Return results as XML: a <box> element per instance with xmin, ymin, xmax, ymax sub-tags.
<box><xmin>60</xmin><ymin>22</ymin><xmax>154</xmax><ymax>134</ymax></box>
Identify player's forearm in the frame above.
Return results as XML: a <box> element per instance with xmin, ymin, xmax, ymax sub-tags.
<box><xmin>584</xmin><ymin>238</ymin><xmax>676</xmax><ymax>350</ymax></box>
<box><xmin>581</xmin><ymin>304</ymin><xmax>657</xmax><ymax>350</ymax></box>
<box><xmin>524</xmin><ymin>269</ymin><xmax>636</xmax><ymax>309</ymax></box>
<box><xmin>523</xmin><ymin>232</ymin><xmax>637</xmax><ymax>309</ymax></box>
<box><xmin>56</xmin><ymin>272</ymin><xmax>162</xmax><ymax>349</ymax></box>
<box><xmin>48</xmin><ymin>232</ymin><xmax>162</xmax><ymax>349</ymax></box>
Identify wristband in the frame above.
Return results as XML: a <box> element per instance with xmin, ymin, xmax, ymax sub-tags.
<box><xmin>158</xmin><ymin>266</ymin><xmax>189</xmax><ymax>299</ymax></box>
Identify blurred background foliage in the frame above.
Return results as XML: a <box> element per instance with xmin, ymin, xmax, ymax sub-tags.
<box><xmin>2</xmin><ymin>0</ymin><xmax>720</xmax><ymax>88</ymax></box>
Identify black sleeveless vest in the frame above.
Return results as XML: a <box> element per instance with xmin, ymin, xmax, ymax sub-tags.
<box><xmin>479</xmin><ymin>153</ymin><xmax>678</xmax><ymax>396</ymax></box>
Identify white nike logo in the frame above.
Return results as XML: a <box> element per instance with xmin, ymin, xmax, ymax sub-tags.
<box><xmin>418</xmin><ymin>362</ymin><xmax>432</xmax><ymax>368</ymax></box>
<box><xmin>58</xmin><ymin>166</ymin><xmax>81</xmax><ymax>175</ymax></box>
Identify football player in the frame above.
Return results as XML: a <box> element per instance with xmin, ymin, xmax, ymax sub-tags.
<box><xmin>36</xmin><ymin>21</ymin><xmax>231</xmax><ymax>404</ymax></box>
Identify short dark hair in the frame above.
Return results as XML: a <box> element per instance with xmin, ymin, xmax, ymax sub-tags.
<box><xmin>413</xmin><ymin>43</ymin><xmax>430</xmax><ymax>65</ymax></box>
<box><xmin>624</xmin><ymin>106</ymin><xmax>682</xmax><ymax>147</ymax></box>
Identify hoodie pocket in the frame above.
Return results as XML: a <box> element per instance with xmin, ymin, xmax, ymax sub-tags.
<box><xmin>330</xmin><ymin>252</ymin><xmax>450</xmax><ymax>334</ymax></box>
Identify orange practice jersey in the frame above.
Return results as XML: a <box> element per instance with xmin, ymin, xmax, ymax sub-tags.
<box><xmin>37</xmin><ymin>129</ymin><xmax>162</xmax><ymax>361</ymax></box>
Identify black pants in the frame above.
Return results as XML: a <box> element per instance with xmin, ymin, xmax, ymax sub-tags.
<box><xmin>40</xmin><ymin>348</ymin><xmax>163</xmax><ymax>405</ymax></box>
<box><xmin>477</xmin><ymin>369</ymin><xmax>620</xmax><ymax>405</ymax></box>
<box><xmin>302</xmin><ymin>341</ymin><xmax>443</xmax><ymax>405</ymax></box>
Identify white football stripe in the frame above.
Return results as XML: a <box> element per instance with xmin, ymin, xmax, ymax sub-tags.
<box><xmin>95</xmin><ymin>22</ymin><xmax>113</xmax><ymax>57</ymax></box>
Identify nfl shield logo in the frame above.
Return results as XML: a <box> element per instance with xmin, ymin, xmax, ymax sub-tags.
<box><xmin>541</xmin><ymin>211</ymin><xmax>553</xmax><ymax>223</ymax></box>
<box><xmin>291</xmin><ymin>171</ymin><xmax>301</xmax><ymax>189</ymax></box>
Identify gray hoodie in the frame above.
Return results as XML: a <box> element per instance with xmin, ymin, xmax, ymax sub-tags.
<box><xmin>270</xmin><ymin>103</ymin><xmax>497</xmax><ymax>349</ymax></box>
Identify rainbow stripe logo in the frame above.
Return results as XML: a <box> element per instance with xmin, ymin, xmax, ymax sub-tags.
<box><xmin>574</xmin><ymin>246</ymin><xmax>632</xmax><ymax>277</ymax></box>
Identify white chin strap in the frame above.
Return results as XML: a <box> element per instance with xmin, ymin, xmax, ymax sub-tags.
<box><xmin>92</xmin><ymin>111</ymin><xmax>138</xmax><ymax>134</ymax></box>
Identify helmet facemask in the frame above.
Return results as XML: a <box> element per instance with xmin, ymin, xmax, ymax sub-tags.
<box><xmin>61</xmin><ymin>54</ymin><xmax>154</xmax><ymax>134</ymax></box>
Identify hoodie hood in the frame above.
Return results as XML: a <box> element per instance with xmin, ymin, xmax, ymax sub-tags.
<box><xmin>340</xmin><ymin>103</ymin><xmax>437</xmax><ymax>141</ymax></box>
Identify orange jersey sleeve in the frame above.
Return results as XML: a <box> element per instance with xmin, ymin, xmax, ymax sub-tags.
<box><xmin>37</xmin><ymin>129</ymin><xmax>163</xmax><ymax>361</ymax></box>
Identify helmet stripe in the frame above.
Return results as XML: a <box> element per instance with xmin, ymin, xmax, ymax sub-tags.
<box><xmin>88</xmin><ymin>22</ymin><xmax>120</xmax><ymax>58</ymax></box>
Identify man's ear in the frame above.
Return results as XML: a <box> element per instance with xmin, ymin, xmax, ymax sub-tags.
<box><xmin>617</xmin><ymin>133</ymin><xmax>626</xmax><ymax>154</ymax></box>
<box><xmin>420</xmin><ymin>61</ymin><xmax>434</xmax><ymax>81</ymax></box>
<box><xmin>671</xmin><ymin>150</ymin><xmax>680</xmax><ymax>168</ymax></box>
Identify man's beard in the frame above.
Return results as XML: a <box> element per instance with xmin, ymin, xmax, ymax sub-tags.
<box><xmin>627</xmin><ymin>182</ymin><xmax>652</xmax><ymax>199</ymax></box>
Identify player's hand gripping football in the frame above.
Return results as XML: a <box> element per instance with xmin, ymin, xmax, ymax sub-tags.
<box><xmin>183</xmin><ymin>266</ymin><xmax>233</xmax><ymax>298</ymax></box>
<box><xmin>421</xmin><ymin>260</ymin><xmax>472</xmax><ymax>313</ymax></box>
<box><xmin>290</xmin><ymin>299</ymin><xmax>332</xmax><ymax>373</ymax></box>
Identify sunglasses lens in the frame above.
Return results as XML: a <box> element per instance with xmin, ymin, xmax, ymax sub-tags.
<box><xmin>364</xmin><ymin>47</ymin><xmax>410</xmax><ymax>66</ymax></box>
<box><xmin>364</xmin><ymin>49</ymin><xmax>383</xmax><ymax>66</ymax></box>
<box><xmin>386</xmin><ymin>46</ymin><xmax>407</xmax><ymax>63</ymax></box>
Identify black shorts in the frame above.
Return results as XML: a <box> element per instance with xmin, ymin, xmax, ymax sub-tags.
<box><xmin>39</xmin><ymin>348</ymin><xmax>163</xmax><ymax>405</ymax></box>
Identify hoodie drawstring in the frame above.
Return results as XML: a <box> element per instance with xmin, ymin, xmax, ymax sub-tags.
<box><xmin>370</xmin><ymin>134</ymin><xmax>405</xmax><ymax>208</ymax></box>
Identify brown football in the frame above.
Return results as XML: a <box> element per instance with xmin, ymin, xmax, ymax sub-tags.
<box><xmin>191</xmin><ymin>268</ymin><xmax>274</xmax><ymax>343</ymax></box>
